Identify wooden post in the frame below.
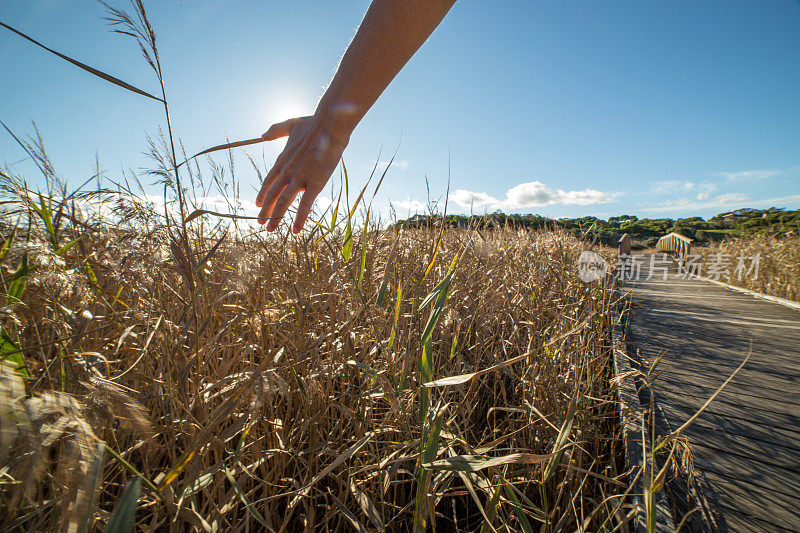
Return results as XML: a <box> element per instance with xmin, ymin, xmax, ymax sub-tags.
<box><xmin>619</xmin><ymin>233</ymin><xmax>631</xmax><ymax>255</ymax></box>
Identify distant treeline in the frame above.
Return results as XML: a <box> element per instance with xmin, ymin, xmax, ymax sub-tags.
<box><xmin>394</xmin><ymin>207</ymin><xmax>800</xmax><ymax>247</ymax></box>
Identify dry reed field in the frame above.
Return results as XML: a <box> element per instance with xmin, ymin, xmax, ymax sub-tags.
<box><xmin>0</xmin><ymin>1</ymin><xmax>637</xmax><ymax>530</ymax></box>
<box><xmin>0</xmin><ymin>176</ymin><xmax>628</xmax><ymax>531</ymax></box>
<box><xmin>700</xmin><ymin>233</ymin><xmax>800</xmax><ymax>302</ymax></box>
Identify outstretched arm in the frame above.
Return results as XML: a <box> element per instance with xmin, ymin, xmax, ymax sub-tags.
<box><xmin>256</xmin><ymin>0</ymin><xmax>457</xmax><ymax>232</ymax></box>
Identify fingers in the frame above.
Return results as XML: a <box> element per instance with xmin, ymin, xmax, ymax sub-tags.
<box><xmin>258</xmin><ymin>174</ymin><xmax>289</xmax><ymax>224</ymax></box>
<box><xmin>292</xmin><ymin>186</ymin><xmax>320</xmax><ymax>234</ymax></box>
<box><xmin>256</xmin><ymin>161</ymin><xmax>283</xmax><ymax>208</ymax></box>
<box><xmin>266</xmin><ymin>184</ymin><xmax>301</xmax><ymax>232</ymax></box>
<box><xmin>257</xmin><ymin>117</ymin><xmax>309</xmax><ymax>207</ymax></box>
<box><xmin>261</xmin><ymin>118</ymin><xmax>294</xmax><ymax>141</ymax></box>
<box><xmin>254</xmin><ymin>115</ymin><xmax>342</xmax><ymax>233</ymax></box>
<box><xmin>261</xmin><ymin>117</ymin><xmax>306</xmax><ymax>141</ymax></box>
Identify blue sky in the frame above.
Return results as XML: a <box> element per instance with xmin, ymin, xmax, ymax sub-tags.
<box><xmin>1</xmin><ymin>0</ymin><xmax>799</xmax><ymax>222</ymax></box>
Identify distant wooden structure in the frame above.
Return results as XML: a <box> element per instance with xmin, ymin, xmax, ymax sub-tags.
<box><xmin>618</xmin><ymin>233</ymin><xmax>631</xmax><ymax>255</ymax></box>
<box><xmin>655</xmin><ymin>232</ymin><xmax>692</xmax><ymax>256</ymax></box>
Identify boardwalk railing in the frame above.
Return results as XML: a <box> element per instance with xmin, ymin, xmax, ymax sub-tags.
<box><xmin>655</xmin><ymin>232</ymin><xmax>692</xmax><ymax>256</ymax></box>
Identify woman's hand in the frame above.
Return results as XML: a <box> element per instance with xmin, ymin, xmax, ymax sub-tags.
<box><xmin>256</xmin><ymin>115</ymin><xmax>350</xmax><ymax>233</ymax></box>
<box><xmin>256</xmin><ymin>0</ymin><xmax>455</xmax><ymax>233</ymax></box>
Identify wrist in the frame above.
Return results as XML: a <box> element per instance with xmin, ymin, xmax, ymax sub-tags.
<box><xmin>313</xmin><ymin>96</ymin><xmax>361</xmax><ymax>144</ymax></box>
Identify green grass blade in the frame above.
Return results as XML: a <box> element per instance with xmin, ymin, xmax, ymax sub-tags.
<box><xmin>330</xmin><ymin>186</ymin><xmax>342</xmax><ymax>231</ymax></box>
<box><xmin>542</xmin><ymin>405</ymin><xmax>575</xmax><ymax>484</ymax></box>
<box><xmin>177</xmin><ymin>137</ymin><xmax>266</xmax><ymax>168</ymax></box>
<box><xmin>376</xmin><ymin>277</ymin><xmax>389</xmax><ymax>307</ymax></box>
<box><xmin>479</xmin><ymin>478</ymin><xmax>503</xmax><ymax>533</ymax></box>
<box><xmin>449</xmin><ymin>323</ymin><xmax>460</xmax><ymax>360</ymax></box>
<box><xmin>7</xmin><ymin>255</ymin><xmax>29</xmax><ymax>305</ymax></box>
<box><xmin>414</xmin><ymin>408</ymin><xmax>444</xmax><ymax>532</ymax></box>
<box><xmin>104</xmin><ymin>476</ymin><xmax>141</xmax><ymax>533</ymax></box>
<box><xmin>1</xmin><ymin>327</ymin><xmax>29</xmax><ymax>378</ymax></box>
<box><xmin>342</xmin><ymin>218</ymin><xmax>353</xmax><ymax>263</ymax></box>
<box><xmin>224</xmin><ymin>467</ymin><xmax>271</xmax><ymax>528</ymax></box>
<box><xmin>56</xmin><ymin>236</ymin><xmax>81</xmax><ymax>256</ymax></box>
<box><xmin>419</xmin><ymin>254</ymin><xmax>458</xmax><ymax>310</ymax></box>
<box><xmin>0</xmin><ymin>21</ymin><xmax>163</xmax><ymax>102</ymax></box>
<box><xmin>419</xmin><ymin>273</ymin><xmax>453</xmax><ymax>347</ymax></box>
<box><xmin>388</xmin><ymin>282</ymin><xmax>402</xmax><ymax>353</ymax></box>
<box><xmin>420</xmin><ymin>339</ymin><xmax>434</xmax><ymax>385</ymax></box>
<box><xmin>33</xmin><ymin>194</ymin><xmax>58</xmax><ymax>250</ymax></box>
<box><xmin>83</xmin><ymin>262</ymin><xmax>99</xmax><ymax>287</ymax></box>
<box><xmin>502</xmin><ymin>480</ymin><xmax>535</xmax><ymax>533</ymax></box>
<box><xmin>0</xmin><ymin>227</ymin><xmax>16</xmax><ymax>260</ymax></box>
<box><xmin>420</xmin><ymin>221</ymin><xmax>445</xmax><ymax>285</ymax></box>
<box><xmin>357</xmin><ymin>209</ymin><xmax>370</xmax><ymax>287</ymax></box>
<box><xmin>341</xmin><ymin>161</ymin><xmax>354</xmax><ymax>262</ymax></box>
<box><xmin>103</xmin><ymin>447</ymin><xmax>158</xmax><ymax>493</ymax></box>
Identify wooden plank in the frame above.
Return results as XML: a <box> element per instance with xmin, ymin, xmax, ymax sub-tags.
<box><xmin>652</xmin><ymin>380</ymin><xmax>800</xmax><ymax>421</ymax></box>
<box><xmin>622</xmin><ymin>254</ymin><xmax>800</xmax><ymax>530</ymax></box>
<box><xmin>654</xmin><ymin>368</ymin><xmax>800</xmax><ymax>408</ymax></box>
<box><xmin>627</xmin><ymin>312</ymin><xmax>800</xmax><ymax>358</ymax></box>
<box><xmin>688</xmin><ymin>446</ymin><xmax>800</xmax><ymax>499</ymax></box>
<box><xmin>714</xmin><ymin>504</ymin><xmax>795</xmax><ymax>533</ymax></box>
<box><xmin>655</xmin><ymin>353</ymin><xmax>800</xmax><ymax>383</ymax></box>
<box><xmin>700</xmin><ymin>469</ymin><xmax>800</xmax><ymax>531</ymax></box>
<box><xmin>651</xmin><ymin>366</ymin><xmax>800</xmax><ymax>408</ymax></box>
<box><xmin>655</xmin><ymin>388</ymin><xmax>800</xmax><ymax>440</ymax></box>
<box><xmin>627</xmin><ymin>321</ymin><xmax>800</xmax><ymax>371</ymax></box>
<box><xmin>658</xmin><ymin>392</ymin><xmax>800</xmax><ymax>453</ymax></box>
<box><xmin>662</xmin><ymin>414</ymin><xmax>800</xmax><ymax>471</ymax></box>
<box><xmin>644</xmin><ymin>308</ymin><xmax>800</xmax><ymax>331</ymax></box>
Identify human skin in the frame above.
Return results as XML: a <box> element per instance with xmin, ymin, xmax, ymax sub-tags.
<box><xmin>255</xmin><ymin>0</ymin><xmax>457</xmax><ymax>233</ymax></box>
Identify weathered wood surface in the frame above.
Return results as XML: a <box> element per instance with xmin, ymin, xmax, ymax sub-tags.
<box><xmin>622</xmin><ymin>255</ymin><xmax>800</xmax><ymax>532</ymax></box>
<box><xmin>655</xmin><ymin>232</ymin><xmax>693</xmax><ymax>256</ymax></box>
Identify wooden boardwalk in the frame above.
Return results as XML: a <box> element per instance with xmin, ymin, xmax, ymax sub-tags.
<box><xmin>622</xmin><ymin>256</ymin><xmax>800</xmax><ymax>532</ymax></box>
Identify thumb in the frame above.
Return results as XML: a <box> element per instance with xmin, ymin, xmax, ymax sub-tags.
<box><xmin>261</xmin><ymin>117</ymin><xmax>308</xmax><ymax>141</ymax></box>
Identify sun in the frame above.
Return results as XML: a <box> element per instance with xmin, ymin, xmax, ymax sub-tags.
<box><xmin>263</xmin><ymin>87</ymin><xmax>313</xmax><ymax>125</ymax></box>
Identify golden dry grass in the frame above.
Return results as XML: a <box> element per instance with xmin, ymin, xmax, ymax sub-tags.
<box><xmin>0</xmin><ymin>195</ymin><xmax>629</xmax><ymax>531</ymax></box>
<box><xmin>700</xmin><ymin>232</ymin><xmax>800</xmax><ymax>302</ymax></box>
<box><xmin>0</xmin><ymin>2</ymin><xmax>634</xmax><ymax>528</ymax></box>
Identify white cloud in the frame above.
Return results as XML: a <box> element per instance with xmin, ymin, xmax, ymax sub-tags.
<box><xmin>716</xmin><ymin>192</ymin><xmax>748</xmax><ymax>204</ymax></box>
<box><xmin>644</xmin><ymin>191</ymin><xmax>747</xmax><ymax>212</ymax></box>
<box><xmin>649</xmin><ymin>180</ymin><xmax>717</xmax><ymax>197</ymax></box>
<box><xmin>396</xmin><ymin>197</ymin><xmax>426</xmax><ymax>212</ymax></box>
<box><xmin>371</xmin><ymin>159</ymin><xmax>409</xmax><ymax>171</ymax></box>
<box><xmin>714</xmin><ymin>169</ymin><xmax>784</xmax><ymax>181</ymax></box>
<box><xmin>193</xmin><ymin>195</ymin><xmax>259</xmax><ymax>216</ymax></box>
<box><xmin>649</xmin><ymin>180</ymin><xmax>684</xmax><ymax>194</ymax></box>
<box><xmin>450</xmin><ymin>189</ymin><xmax>499</xmax><ymax>210</ymax></box>
<box><xmin>638</xmin><ymin>191</ymin><xmax>800</xmax><ymax>213</ymax></box>
<box><xmin>192</xmin><ymin>193</ymin><xmax>331</xmax><ymax>214</ymax></box>
<box><xmin>558</xmin><ymin>188</ymin><xmax>613</xmax><ymax>206</ymax></box>
<box><xmin>389</xmin><ymin>160</ymin><xmax>409</xmax><ymax>170</ymax></box>
<box><xmin>450</xmin><ymin>181</ymin><xmax>614</xmax><ymax>211</ymax></box>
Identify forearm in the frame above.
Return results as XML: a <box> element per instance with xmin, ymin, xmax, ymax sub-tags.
<box><xmin>316</xmin><ymin>0</ymin><xmax>456</xmax><ymax>137</ymax></box>
<box><xmin>256</xmin><ymin>0</ymin><xmax>455</xmax><ymax>232</ymax></box>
